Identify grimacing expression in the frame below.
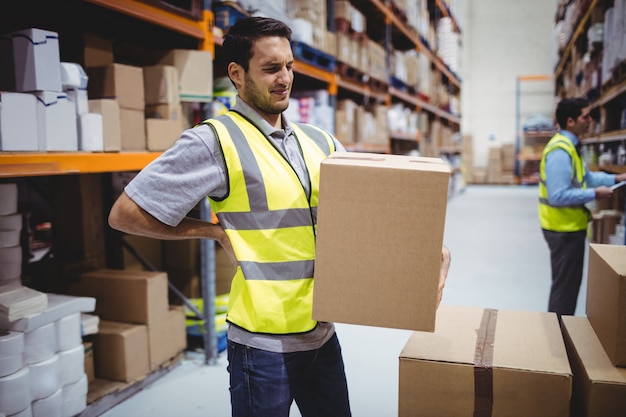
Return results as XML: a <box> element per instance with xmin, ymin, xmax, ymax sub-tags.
<box><xmin>239</xmin><ymin>36</ymin><xmax>294</xmax><ymax>118</ymax></box>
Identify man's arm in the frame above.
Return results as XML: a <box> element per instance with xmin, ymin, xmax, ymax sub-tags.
<box><xmin>437</xmin><ymin>245</ymin><xmax>451</xmax><ymax>309</ymax></box>
<box><xmin>108</xmin><ymin>191</ymin><xmax>237</xmax><ymax>265</ymax></box>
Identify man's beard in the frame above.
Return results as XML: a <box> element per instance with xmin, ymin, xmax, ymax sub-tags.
<box><xmin>243</xmin><ymin>75</ymin><xmax>290</xmax><ymax>115</ymax></box>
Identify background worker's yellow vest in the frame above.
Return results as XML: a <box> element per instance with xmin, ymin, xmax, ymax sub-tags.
<box><xmin>204</xmin><ymin>111</ymin><xmax>336</xmax><ymax>334</ymax></box>
<box><xmin>538</xmin><ymin>133</ymin><xmax>589</xmax><ymax>232</ymax></box>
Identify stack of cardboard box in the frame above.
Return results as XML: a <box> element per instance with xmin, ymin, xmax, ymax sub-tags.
<box><xmin>69</xmin><ymin>269</ymin><xmax>186</xmax><ymax>383</ymax></box>
<box><xmin>561</xmin><ymin>244</ymin><xmax>626</xmax><ymax>417</ymax></box>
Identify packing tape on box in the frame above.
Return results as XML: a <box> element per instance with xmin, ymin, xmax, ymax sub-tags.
<box><xmin>0</xmin><ymin>184</ymin><xmax>18</xmax><ymax>216</ymax></box>
<box><xmin>24</xmin><ymin>322</ymin><xmax>56</xmax><ymax>365</ymax></box>
<box><xmin>61</xmin><ymin>373</ymin><xmax>87</xmax><ymax>417</ymax></box>
<box><xmin>0</xmin><ymin>367</ymin><xmax>30</xmax><ymax>416</ymax></box>
<box><xmin>58</xmin><ymin>344</ymin><xmax>84</xmax><ymax>386</ymax></box>
<box><xmin>55</xmin><ymin>313</ymin><xmax>81</xmax><ymax>351</ymax></box>
<box><xmin>32</xmin><ymin>388</ymin><xmax>62</xmax><ymax>417</ymax></box>
<box><xmin>473</xmin><ymin>308</ymin><xmax>497</xmax><ymax>417</ymax></box>
<box><xmin>29</xmin><ymin>354</ymin><xmax>61</xmax><ymax>400</ymax></box>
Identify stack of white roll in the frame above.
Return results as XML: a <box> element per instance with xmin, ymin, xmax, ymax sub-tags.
<box><xmin>0</xmin><ymin>183</ymin><xmax>22</xmax><ymax>290</ymax></box>
<box><xmin>0</xmin><ymin>311</ymin><xmax>88</xmax><ymax>416</ymax></box>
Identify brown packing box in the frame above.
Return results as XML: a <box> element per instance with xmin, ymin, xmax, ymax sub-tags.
<box><xmin>148</xmin><ymin>306</ymin><xmax>186</xmax><ymax>370</ymax></box>
<box><xmin>84</xmin><ymin>341</ymin><xmax>94</xmax><ymax>383</ymax></box>
<box><xmin>86</xmin><ymin>63</ymin><xmax>145</xmax><ymax>110</ymax></box>
<box><xmin>120</xmin><ymin>108</ymin><xmax>146</xmax><ymax>151</ymax></box>
<box><xmin>143</xmin><ymin>65</ymin><xmax>180</xmax><ymax>105</ymax></box>
<box><xmin>561</xmin><ymin>316</ymin><xmax>626</xmax><ymax>417</ymax></box>
<box><xmin>88</xmin><ymin>99</ymin><xmax>121</xmax><ymax>152</ymax></box>
<box><xmin>94</xmin><ymin>320</ymin><xmax>150</xmax><ymax>382</ymax></box>
<box><xmin>586</xmin><ymin>244</ymin><xmax>626</xmax><ymax>366</ymax></box>
<box><xmin>399</xmin><ymin>305</ymin><xmax>572</xmax><ymax>417</ymax></box>
<box><xmin>158</xmin><ymin>49</ymin><xmax>213</xmax><ymax>101</ymax></box>
<box><xmin>145</xmin><ymin>118</ymin><xmax>182</xmax><ymax>151</ymax></box>
<box><xmin>71</xmin><ymin>269</ymin><xmax>169</xmax><ymax>324</ymax></box>
<box><xmin>313</xmin><ymin>152</ymin><xmax>450</xmax><ymax>332</ymax></box>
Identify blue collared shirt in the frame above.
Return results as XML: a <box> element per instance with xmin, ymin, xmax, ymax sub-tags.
<box><xmin>544</xmin><ymin>129</ymin><xmax>615</xmax><ymax>206</ymax></box>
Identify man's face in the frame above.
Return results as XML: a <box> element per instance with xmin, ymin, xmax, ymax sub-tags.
<box><xmin>238</xmin><ymin>36</ymin><xmax>294</xmax><ymax>123</ymax></box>
<box><xmin>568</xmin><ymin>106</ymin><xmax>592</xmax><ymax>136</ymax></box>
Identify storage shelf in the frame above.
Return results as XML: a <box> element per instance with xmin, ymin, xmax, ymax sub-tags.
<box><xmin>554</xmin><ymin>0</ymin><xmax>599</xmax><ymax>79</ymax></box>
<box><xmin>581</xmin><ymin>129</ymin><xmax>626</xmax><ymax>145</ymax></box>
<box><xmin>0</xmin><ymin>152</ymin><xmax>161</xmax><ymax>178</ymax></box>
<box><xmin>595</xmin><ymin>78</ymin><xmax>626</xmax><ymax>107</ymax></box>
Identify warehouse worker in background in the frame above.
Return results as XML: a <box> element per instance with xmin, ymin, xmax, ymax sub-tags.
<box><xmin>109</xmin><ymin>16</ymin><xmax>451</xmax><ymax>417</ymax></box>
<box><xmin>539</xmin><ymin>97</ymin><xmax>626</xmax><ymax>317</ymax></box>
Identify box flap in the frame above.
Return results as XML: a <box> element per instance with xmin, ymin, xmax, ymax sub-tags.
<box><xmin>324</xmin><ymin>152</ymin><xmax>451</xmax><ymax>174</ymax></box>
<box><xmin>589</xmin><ymin>243</ymin><xmax>626</xmax><ymax>277</ymax></box>
<box><xmin>400</xmin><ymin>305</ymin><xmax>571</xmax><ymax>376</ymax></box>
<box><xmin>562</xmin><ymin>316</ymin><xmax>626</xmax><ymax>384</ymax></box>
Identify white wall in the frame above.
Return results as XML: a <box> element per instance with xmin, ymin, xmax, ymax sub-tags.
<box><xmin>457</xmin><ymin>0</ymin><xmax>558</xmax><ymax>168</ymax></box>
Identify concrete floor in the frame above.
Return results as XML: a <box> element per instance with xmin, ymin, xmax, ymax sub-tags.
<box><xmin>99</xmin><ymin>184</ymin><xmax>589</xmax><ymax>417</ymax></box>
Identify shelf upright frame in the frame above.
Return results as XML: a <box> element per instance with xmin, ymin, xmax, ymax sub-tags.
<box><xmin>515</xmin><ymin>74</ymin><xmax>552</xmax><ymax>182</ymax></box>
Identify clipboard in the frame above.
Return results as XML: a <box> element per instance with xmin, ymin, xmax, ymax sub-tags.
<box><xmin>610</xmin><ymin>181</ymin><xmax>626</xmax><ymax>191</ymax></box>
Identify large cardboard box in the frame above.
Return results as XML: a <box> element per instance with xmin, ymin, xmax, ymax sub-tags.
<box><xmin>399</xmin><ymin>305</ymin><xmax>572</xmax><ymax>417</ymax></box>
<box><xmin>72</xmin><ymin>269</ymin><xmax>169</xmax><ymax>324</ymax></box>
<box><xmin>587</xmin><ymin>243</ymin><xmax>626</xmax><ymax>366</ymax></box>
<box><xmin>120</xmin><ymin>108</ymin><xmax>146</xmax><ymax>151</ymax></box>
<box><xmin>143</xmin><ymin>65</ymin><xmax>180</xmax><ymax>105</ymax></box>
<box><xmin>94</xmin><ymin>320</ymin><xmax>149</xmax><ymax>382</ymax></box>
<box><xmin>0</xmin><ymin>91</ymin><xmax>38</xmax><ymax>151</ymax></box>
<box><xmin>145</xmin><ymin>118</ymin><xmax>181</xmax><ymax>151</ymax></box>
<box><xmin>147</xmin><ymin>306</ymin><xmax>186</xmax><ymax>370</ymax></box>
<box><xmin>561</xmin><ymin>316</ymin><xmax>626</xmax><ymax>417</ymax></box>
<box><xmin>313</xmin><ymin>152</ymin><xmax>450</xmax><ymax>331</ymax></box>
<box><xmin>35</xmin><ymin>91</ymin><xmax>78</xmax><ymax>151</ymax></box>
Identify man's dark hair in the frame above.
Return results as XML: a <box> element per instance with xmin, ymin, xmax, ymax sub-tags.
<box><xmin>222</xmin><ymin>17</ymin><xmax>292</xmax><ymax>73</ymax></box>
<box><xmin>555</xmin><ymin>97</ymin><xmax>589</xmax><ymax>129</ymax></box>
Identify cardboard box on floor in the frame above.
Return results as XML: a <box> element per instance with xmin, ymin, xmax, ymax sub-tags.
<box><xmin>313</xmin><ymin>152</ymin><xmax>450</xmax><ymax>332</ymax></box>
<box><xmin>94</xmin><ymin>320</ymin><xmax>149</xmax><ymax>382</ymax></box>
<box><xmin>586</xmin><ymin>244</ymin><xmax>626</xmax><ymax>366</ymax></box>
<box><xmin>561</xmin><ymin>316</ymin><xmax>626</xmax><ymax>417</ymax></box>
<box><xmin>398</xmin><ymin>305</ymin><xmax>572</xmax><ymax>417</ymax></box>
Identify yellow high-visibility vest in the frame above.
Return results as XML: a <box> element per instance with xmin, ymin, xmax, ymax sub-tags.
<box><xmin>538</xmin><ymin>132</ymin><xmax>589</xmax><ymax>231</ymax></box>
<box><xmin>203</xmin><ymin>111</ymin><xmax>336</xmax><ymax>334</ymax></box>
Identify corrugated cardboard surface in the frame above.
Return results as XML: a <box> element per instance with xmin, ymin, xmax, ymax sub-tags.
<box><xmin>147</xmin><ymin>306</ymin><xmax>186</xmax><ymax>370</ymax></box>
<box><xmin>71</xmin><ymin>269</ymin><xmax>169</xmax><ymax>325</ymax></box>
<box><xmin>399</xmin><ymin>305</ymin><xmax>572</xmax><ymax>417</ymax></box>
<box><xmin>586</xmin><ymin>244</ymin><xmax>626</xmax><ymax>366</ymax></box>
<box><xmin>94</xmin><ymin>320</ymin><xmax>149</xmax><ymax>382</ymax></box>
<box><xmin>561</xmin><ymin>316</ymin><xmax>626</xmax><ymax>417</ymax></box>
<box><xmin>313</xmin><ymin>153</ymin><xmax>450</xmax><ymax>331</ymax></box>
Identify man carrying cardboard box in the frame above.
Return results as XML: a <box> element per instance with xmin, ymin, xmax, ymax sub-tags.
<box><xmin>109</xmin><ymin>16</ymin><xmax>451</xmax><ymax>417</ymax></box>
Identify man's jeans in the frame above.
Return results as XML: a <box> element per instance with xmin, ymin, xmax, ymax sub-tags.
<box><xmin>227</xmin><ymin>332</ymin><xmax>352</xmax><ymax>417</ymax></box>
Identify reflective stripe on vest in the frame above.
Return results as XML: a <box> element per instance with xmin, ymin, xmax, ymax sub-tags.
<box><xmin>538</xmin><ymin>133</ymin><xmax>589</xmax><ymax>231</ymax></box>
<box><xmin>204</xmin><ymin>111</ymin><xmax>335</xmax><ymax>334</ymax></box>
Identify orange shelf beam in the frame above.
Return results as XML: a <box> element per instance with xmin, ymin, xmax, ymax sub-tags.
<box><xmin>0</xmin><ymin>152</ymin><xmax>161</xmax><ymax>178</ymax></box>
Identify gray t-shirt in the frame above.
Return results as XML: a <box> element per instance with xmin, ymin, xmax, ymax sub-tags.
<box><xmin>125</xmin><ymin>98</ymin><xmax>343</xmax><ymax>353</ymax></box>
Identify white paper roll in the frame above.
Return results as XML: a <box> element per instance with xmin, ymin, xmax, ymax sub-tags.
<box><xmin>32</xmin><ymin>388</ymin><xmax>62</xmax><ymax>417</ymax></box>
<box><xmin>0</xmin><ymin>184</ymin><xmax>18</xmax><ymax>216</ymax></box>
<box><xmin>57</xmin><ymin>344</ymin><xmax>84</xmax><ymax>386</ymax></box>
<box><xmin>55</xmin><ymin>313</ymin><xmax>81</xmax><ymax>351</ymax></box>
<box><xmin>0</xmin><ymin>213</ymin><xmax>22</xmax><ymax>231</ymax></box>
<box><xmin>0</xmin><ymin>230</ymin><xmax>20</xmax><ymax>248</ymax></box>
<box><xmin>28</xmin><ymin>354</ymin><xmax>61</xmax><ymax>400</ymax></box>
<box><xmin>0</xmin><ymin>331</ymin><xmax>24</xmax><ymax>355</ymax></box>
<box><xmin>0</xmin><ymin>367</ymin><xmax>30</xmax><ymax>416</ymax></box>
<box><xmin>24</xmin><ymin>322</ymin><xmax>56</xmax><ymax>365</ymax></box>
<box><xmin>0</xmin><ymin>330</ymin><xmax>24</xmax><ymax>376</ymax></box>
<box><xmin>61</xmin><ymin>374</ymin><xmax>87</xmax><ymax>417</ymax></box>
<box><xmin>0</xmin><ymin>353</ymin><xmax>22</xmax><ymax>378</ymax></box>
<box><xmin>0</xmin><ymin>244</ymin><xmax>21</xmax><ymax>263</ymax></box>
